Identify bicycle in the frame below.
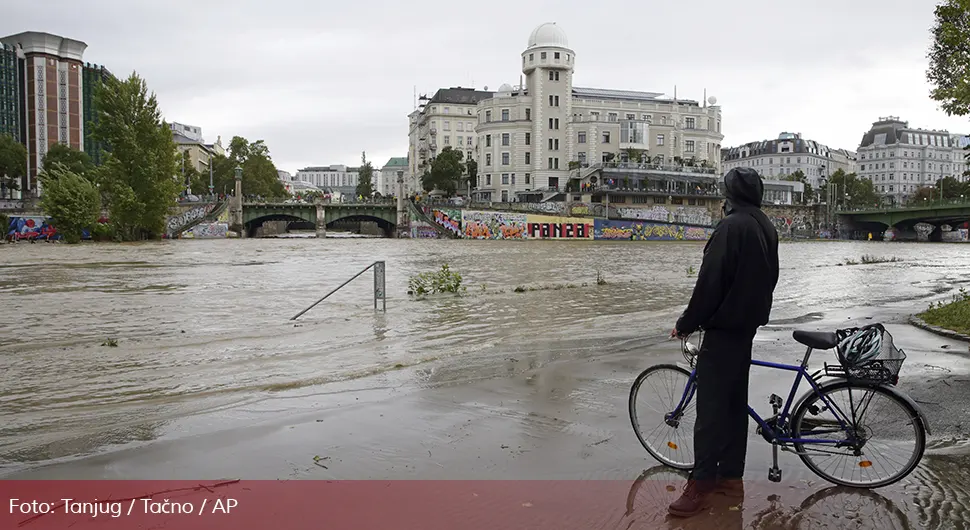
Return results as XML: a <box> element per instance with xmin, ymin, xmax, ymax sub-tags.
<box><xmin>629</xmin><ymin>323</ymin><xmax>931</xmax><ymax>488</ymax></box>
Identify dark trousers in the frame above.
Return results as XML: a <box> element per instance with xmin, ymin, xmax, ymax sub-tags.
<box><xmin>689</xmin><ymin>329</ymin><xmax>754</xmax><ymax>482</ymax></box>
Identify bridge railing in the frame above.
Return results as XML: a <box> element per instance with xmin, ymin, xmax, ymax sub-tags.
<box><xmin>840</xmin><ymin>198</ymin><xmax>970</xmax><ymax>213</ymax></box>
<box><xmin>291</xmin><ymin>261</ymin><xmax>387</xmax><ymax>320</ymax></box>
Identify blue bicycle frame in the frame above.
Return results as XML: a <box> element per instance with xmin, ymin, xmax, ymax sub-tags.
<box><xmin>668</xmin><ymin>345</ymin><xmax>860</xmax><ymax>446</ymax></box>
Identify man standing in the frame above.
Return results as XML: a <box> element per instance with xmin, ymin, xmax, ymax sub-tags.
<box><xmin>667</xmin><ymin>167</ymin><xmax>780</xmax><ymax>517</ymax></box>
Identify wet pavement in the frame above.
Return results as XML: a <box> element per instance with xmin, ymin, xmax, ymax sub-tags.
<box><xmin>1</xmin><ymin>239</ymin><xmax>969</xmax><ymax>528</ymax></box>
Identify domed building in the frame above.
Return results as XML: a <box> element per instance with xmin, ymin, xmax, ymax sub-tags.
<box><xmin>409</xmin><ymin>23</ymin><xmax>724</xmax><ymax>217</ymax></box>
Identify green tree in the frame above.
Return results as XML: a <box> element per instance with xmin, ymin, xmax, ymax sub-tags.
<box><xmin>820</xmin><ymin>169</ymin><xmax>880</xmax><ymax>210</ymax></box>
<box><xmin>222</xmin><ymin>136</ymin><xmax>286</xmax><ymax>198</ymax></box>
<box><xmin>39</xmin><ymin>164</ymin><xmax>101</xmax><ymax>243</ymax></box>
<box><xmin>0</xmin><ymin>134</ymin><xmax>26</xmax><ymax>199</ymax></box>
<box><xmin>176</xmin><ymin>151</ymin><xmax>208</xmax><ymax>196</ymax></box>
<box><xmin>465</xmin><ymin>158</ymin><xmax>478</xmax><ymax>193</ymax></box>
<box><xmin>91</xmin><ymin>72</ymin><xmax>180</xmax><ymax>240</ymax></box>
<box><xmin>928</xmin><ymin>1</ymin><xmax>970</xmax><ymax>117</ymax></box>
<box><xmin>356</xmin><ymin>151</ymin><xmax>374</xmax><ymax>198</ymax></box>
<box><xmin>782</xmin><ymin>170</ymin><xmax>814</xmax><ymax>205</ymax></box>
<box><xmin>42</xmin><ymin>143</ymin><xmax>95</xmax><ymax>177</ymax></box>
<box><xmin>421</xmin><ymin>147</ymin><xmax>464</xmax><ymax>196</ymax></box>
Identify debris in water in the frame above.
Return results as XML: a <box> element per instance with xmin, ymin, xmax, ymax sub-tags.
<box><xmin>101</xmin><ymin>338</ymin><xmax>118</xmax><ymax>347</ymax></box>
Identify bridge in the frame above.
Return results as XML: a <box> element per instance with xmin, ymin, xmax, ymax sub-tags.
<box><xmin>242</xmin><ymin>201</ymin><xmax>397</xmax><ymax>237</ymax></box>
<box><xmin>839</xmin><ymin>200</ymin><xmax>970</xmax><ymax>241</ymax></box>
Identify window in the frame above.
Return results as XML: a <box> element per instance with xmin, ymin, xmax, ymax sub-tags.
<box><xmin>501</xmin><ymin>190</ymin><xmax>508</xmax><ymax>202</ymax></box>
<box><xmin>656</xmin><ymin>134</ymin><xmax>664</xmax><ymax>146</ymax></box>
<box><xmin>541</xmin><ymin>52</ymin><xmax>547</xmax><ymax>59</ymax></box>
<box><xmin>457</xmin><ymin>136</ymin><xmax>463</xmax><ymax>146</ymax></box>
<box><xmin>529</xmin><ymin>53</ymin><xmax>534</xmax><ymax>62</ymax></box>
<box><xmin>501</xmin><ymin>109</ymin><xmax>509</xmax><ymax>121</ymax></box>
<box><xmin>590</xmin><ymin>111</ymin><xmax>599</xmax><ymax>121</ymax></box>
<box><xmin>685</xmin><ymin>117</ymin><xmax>695</xmax><ymax>129</ymax></box>
<box><xmin>548</xmin><ymin>118</ymin><xmax>559</xmax><ymax>130</ymax></box>
<box><xmin>548</xmin><ymin>138</ymin><xmax>554</xmax><ymax>150</ymax></box>
<box><xmin>578</xmin><ymin>152</ymin><xmax>586</xmax><ymax>162</ymax></box>
<box><xmin>554</xmin><ymin>138</ymin><xmax>559</xmax><ymax>150</ymax></box>
<box><xmin>443</xmin><ymin>121</ymin><xmax>450</xmax><ymax>131</ymax></box>
<box><xmin>525</xmin><ymin>132</ymin><xmax>531</xmax><ymax>145</ymax></box>
<box><xmin>485</xmin><ymin>134</ymin><xmax>491</xmax><ymax>147</ymax></box>
<box><xmin>486</xmin><ymin>174</ymin><xmax>492</xmax><ymax>185</ymax></box>
<box><xmin>502</xmin><ymin>152</ymin><xmax>510</xmax><ymax>165</ymax></box>
<box><xmin>525</xmin><ymin>173</ymin><xmax>531</xmax><ymax>184</ymax></box>
<box><xmin>626</xmin><ymin>113</ymin><xmax>635</xmax><ymax>120</ymax></box>
<box><xmin>547</xmin><ymin>157</ymin><xmax>559</xmax><ymax>169</ymax></box>
<box><xmin>486</xmin><ymin>153</ymin><xmax>492</xmax><ymax>166</ymax></box>
<box><xmin>444</xmin><ymin>136</ymin><xmax>450</xmax><ymax>145</ymax></box>
<box><xmin>525</xmin><ymin>152</ymin><xmax>531</xmax><ymax>164</ymax></box>
<box><xmin>443</xmin><ymin>107</ymin><xmax>450</xmax><ymax>114</ymax></box>
<box><xmin>511</xmin><ymin>174</ymin><xmax>516</xmax><ymax>185</ymax></box>
<box><xmin>457</xmin><ymin>122</ymin><xmax>463</xmax><ymax>132</ymax></box>
<box><xmin>608</xmin><ymin>113</ymin><xmax>618</xmax><ymax>122</ymax></box>
<box><xmin>525</xmin><ymin>108</ymin><xmax>531</xmax><ymax>120</ymax></box>
<box><xmin>578</xmin><ymin>131</ymin><xmax>586</xmax><ymax>143</ymax></box>
<box><xmin>685</xmin><ymin>140</ymin><xmax>694</xmax><ymax>153</ymax></box>
<box><xmin>485</xmin><ymin>110</ymin><xmax>491</xmax><ymax>122</ymax></box>
<box><xmin>548</xmin><ymin>95</ymin><xmax>560</xmax><ymax>106</ymax></box>
<box><xmin>554</xmin><ymin>52</ymin><xmax>560</xmax><ymax>59</ymax></box>
<box><xmin>602</xmin><ymin>131</ymin><xmax>611</xmax><ymax>143</ymax></box>
<box><xmin>502</xmin><ymin>133</ymin><xmax>510</xmax><ymax>146</ymax></box>
<box><xmin>549</xmin><ymin>118</ymin><xmax>554</xmax><ymax>129</ymax></box>
<box><xmin>467</xmin><ymin>136</ymin><xmax>473</xmax><ymax>145</ymax></box>
<box><xmin>502</xmin><ymin>174</ymin><xmax>509</xmax><ymax>185</ymax></box>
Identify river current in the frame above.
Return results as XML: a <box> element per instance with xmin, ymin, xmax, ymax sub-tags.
<box><xmin>1</xmin><ymin>239</ymin><xmax>968</xmax><ymax>473</ymax></box>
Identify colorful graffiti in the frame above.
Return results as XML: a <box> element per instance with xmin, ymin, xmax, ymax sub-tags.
<box><xmin>526</xmin><ymin>214</ymin><xmax>593</xmax><ymax>239</ymax></box>
<box><xmin>769</xmin><ymin>214</ymin><xmax>814</xmax><ymax>236</ymax></box>
<box><xmin>431</xmin><ymin>208</ymin><xmax>462</xmax><ymax>236</ymax></box>
<box><xmin>183</xmin><ymin>222</ymin><xmax>228</xmax><ymax>239</ymax></box>
<box><xmin>592</xmin><ymin>219</ymin><xmax>713</xmax><ymax>241</ymax></box>
<box><xmin>462</xmin><ymin>210</ymin><xmax>527</xmax><ymax>240</ymax></box>
<box><xmin>409</xmin><ymin>221</ymin><xmax>440</xmax><ymax>239</ymax></box>
<box><xmin>166</xmin><ymin>203</ymin><xmax>217</xmax><ymax>235</ymax></box>
<box><xmin>6</xmin><ymin>216</ymin><xmax>59</xmax><ymax>241</ymax></box>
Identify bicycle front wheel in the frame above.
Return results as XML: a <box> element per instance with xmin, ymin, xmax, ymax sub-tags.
<box><xmin>791</xmin><ymin>381</ymin><xmax>926</xmax><ymax>488</ymax></box>
<box><xmin>629</xmin><ymin>364</ymin><xmax>696</xmax><ymax>470</ymax></box>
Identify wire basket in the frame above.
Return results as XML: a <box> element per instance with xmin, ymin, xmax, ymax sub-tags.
<box><xmin>823</xmin><ymin>324</ymin><xmax>906</xmax><ymax>385</ymax></box>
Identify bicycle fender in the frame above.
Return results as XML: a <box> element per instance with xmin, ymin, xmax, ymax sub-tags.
<box><xmin>806</xmin><ymin>379</ymin><xmax>931</xmax><ymax>436</ymax></box>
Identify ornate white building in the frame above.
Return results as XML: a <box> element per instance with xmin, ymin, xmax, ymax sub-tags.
<box><xmin>408</xmin><ymin>23</ymin><xmax>725</xmax><ymax>203</ymax></box>
<box><xmin>721</xmin><ymin>132</ymin><xmax>857</xmax><ymax>189</ymax></box>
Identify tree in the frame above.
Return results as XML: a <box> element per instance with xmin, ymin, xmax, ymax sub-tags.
<box><xmin>421</xmin><ymin>147</ymin><xmax>463</xmax><ymax>196</ymax></box>
<box><xmin>222</xmin><ymin>136</ymin><xmax>286</xmax><ymax>198</ymax></box>
<box><xmin>39</xmin><ymin>164</ymin><xmax>101</xmax><ymax>243</ymax></box>
<box><xmin>820</xmin><ymin>169</ymin><xmax>880</xmax><ymax>210</ymax></box>
<box><xmin>176</xmin><ymin>150</ymin><xmax>207</xmax><ymax>196</ymax></box>
<box><xmin>465</xmin><ymin>158</ymin><xmax>478</xmax><ymax>193</ymax></box>
<box><xmin>927</xmin><ymin>1</ymin><xmax>970</xmax><ymax>117</ymax></box>
<box><xmin>623</xmin><ymin>147</ymin><xmax>646</xmax><ymax>163</ymax></box>
<box><xmin>356</xmin><ymin>151</ymin><xmax>374</xmax><ymax>198</ymax></box>
<box><xmin>42</xmin><ymin>143</ymin><xmax>95</xmax><ymax>177</ymax></box>
<box><xmin>782</xmin><ymin>170</ymin><xmax>814</xmax><ymax>205</ymax></box>
<box><xmin>91</xmin><ymin>72</ymin><xmax>181</xmax><ymax>240</ymax></box>
<box><xmin>0</xmin><ymin>134</ymin><xmax>25</xmax><ymax>199</ymax></box>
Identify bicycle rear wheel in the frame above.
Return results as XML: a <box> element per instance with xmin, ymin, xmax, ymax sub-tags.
<box><xmin>791</xmin><ymin>381</ymin><xmax>925</xmax><ymax>488</ymax></box>
<box><xmin>629</xmin><ymin>364</ymin><xmax>696</xmax><ymax>470</ymax></box>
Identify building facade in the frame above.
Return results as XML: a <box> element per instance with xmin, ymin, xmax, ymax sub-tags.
<box><xmin>469</xmin><ymin>23</ymin><xmax>724</xmax><ymax>203</ymax></box>
<box><xmin>378</xmin><ymin>156</ymin><xmax>407</xmax><ymax>197</ymax></box>
<box><xmin>81</xmin><ymin>62</ymin><xmax>110</xmax><ymax>165</ymax></box>
<box><xmin>721</xmin><ymin>132</ymin><xmax>856</xmax><ymax>189</ymax></box>
<box><xmin>294</xmin><ymin>165</ymin><xmax>361</xmax><ymax>197</ymax></box>
<box><xmin>0</xmin><ymin>32</ymin><xmax>89</xmax><ymax>197</ymax></box>
<box><xmin>407</xmin><ymin>87</ymin><xmax>491</xmax><ymax>195</ymax></box>
<box><xmin>0</xmin><ymin>42</ymin><xmax>22</xmax><ymax>144</ymax></box>
<box><xmin>857</xmin><ymin>116</ymin><xmax>969</xmax><ymax>205</ymax></box>
<box><xmin>172</xmin><ymin>122</ymin><xmax>225</xmax><ymax>193</ymax></box>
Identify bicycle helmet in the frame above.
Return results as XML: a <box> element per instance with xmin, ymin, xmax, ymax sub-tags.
<box><xmin>838</xmin><ymin>326</ymin><xmax>882</xmax><ymax>366</ymax></box>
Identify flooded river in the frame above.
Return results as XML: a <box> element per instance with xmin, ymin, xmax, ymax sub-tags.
<box><xmin>2</xmin><ymin>239</ymin><xmax>970</xmax><ymax>526</ymax></box>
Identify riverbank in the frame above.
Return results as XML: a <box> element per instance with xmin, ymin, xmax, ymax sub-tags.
<box><xmin>913</xmin><ymin>289</ymin><xmax>970</xmax><ymax>340</ymax></box>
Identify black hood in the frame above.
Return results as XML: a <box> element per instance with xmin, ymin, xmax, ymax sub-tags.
<box><xmin>723</xmin><ymin>167</ymin><xmax>764</xmax><ymax>211</ymax></box>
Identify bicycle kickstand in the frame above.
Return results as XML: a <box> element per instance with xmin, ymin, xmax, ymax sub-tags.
<box><xmin>768</xmin><ymin>394</ymin><xmax>783</xmax><ymax>483</ymax></box>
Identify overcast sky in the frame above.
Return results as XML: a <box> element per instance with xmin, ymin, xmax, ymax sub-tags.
<box><xmin>5</xmin><ymin>0</ymin><xmax>967</xmax><ymax>174</ymax></box>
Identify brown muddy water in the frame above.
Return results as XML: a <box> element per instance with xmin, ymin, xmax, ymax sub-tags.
<box><xmin>1</xmin><ymin>239</ymin><xmax>970</xmax><ymax>528</ymax></box>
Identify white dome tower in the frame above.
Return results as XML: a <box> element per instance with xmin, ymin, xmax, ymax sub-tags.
<box><xmin>521</xmin><ymin>23</ymin><xmax>575</xmax><ymax>191</ymax></box>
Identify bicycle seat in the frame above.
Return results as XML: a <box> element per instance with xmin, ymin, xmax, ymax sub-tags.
<box><xmin>792</xmin><ymin>330</ymin><xmax>839</xmax><ymax>350</ymax></box>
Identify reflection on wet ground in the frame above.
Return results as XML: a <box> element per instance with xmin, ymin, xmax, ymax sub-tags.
<box><xmin>2</xmin><ymin>239</ymin><xmax>970</xmax><ymax>528</ymax></box>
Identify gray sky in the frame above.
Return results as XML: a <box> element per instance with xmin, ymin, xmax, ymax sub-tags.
<box><xmin>6</xmin><ymin>0</ymin><xmax>967</xmax><ymax>174</ymax></box>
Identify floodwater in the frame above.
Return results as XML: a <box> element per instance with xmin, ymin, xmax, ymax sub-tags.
<box><xmin>2</xmin><ymin>238</ymin><xmax>970</xmax><ymax>528</ymax></box>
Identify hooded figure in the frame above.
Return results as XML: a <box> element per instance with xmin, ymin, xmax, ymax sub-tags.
<box><xmin>668</xmin><ymin>166</ymin><xmax>780</xmax><ymax>518</ymax></box>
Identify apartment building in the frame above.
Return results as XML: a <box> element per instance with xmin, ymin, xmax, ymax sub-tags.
<box><xmin>721</xmin><ymin>132</ymin><xmax>856</xmax><ymax>189</ymax></box>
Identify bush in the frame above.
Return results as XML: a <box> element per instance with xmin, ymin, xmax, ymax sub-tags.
<box><xmin>919</xmin><ymin>288</ymin><xmax>970</xmax><ymax>335</ymax></box>
<box><xmin>408</xmin><ymin>264</ymin><xmax>466</xmax><ymax>296</ymax></box>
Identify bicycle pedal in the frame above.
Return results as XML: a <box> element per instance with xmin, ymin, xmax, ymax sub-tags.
<box><xmin>769</xmin><ymin>394</ymin><xmax>783</xmax><ymax>408</ymax></box>
<box><xmin>768</xmin><ymin>467</ymin><xmax>782</xmax><ymax>483</ymax></box>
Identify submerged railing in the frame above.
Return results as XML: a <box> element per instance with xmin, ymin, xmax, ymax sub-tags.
<box><xmin>291</xmin><ymin>261</ymin><xmax>387</xmax><ymax>320</ymax></box>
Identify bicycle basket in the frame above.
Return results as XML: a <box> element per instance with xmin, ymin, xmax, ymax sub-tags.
<box><xmin>825</xmin><ymin>325</ymin><xmax>906</xmax><ymax>385</ymax></box>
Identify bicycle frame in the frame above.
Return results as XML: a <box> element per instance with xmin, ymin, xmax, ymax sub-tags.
<box><xmin>668</xmin><ymin>345</ymin><xmax>859</xmax><ymax>446</ymax></box>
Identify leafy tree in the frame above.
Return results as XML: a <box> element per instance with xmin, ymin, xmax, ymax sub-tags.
<box><xmin>39</xmin><ymin>164</ymin><xmax>101</xmax><ymax>243</ymax></box>
<box><xmin>356</xmin><ymin>151</ymin><xmax>374</xmax><ymax>198</ymax></box>
<box><xmin>222</xmin><ymin>136</ymin><xmax>286</xmax><ymax>198</ymax></box>
<box><xmin>820</xmin><ymin>169</ymin><xmax>880</xmax><ymax>210</ymax></box>
<box><xmin>421</xmin><ymin>147</ymin><xmax>464</xmax><ymax>196</ymax></box>
<box><xmin>91</xmin><ymin>72</ymin><xmax>180</xmax><ymax>240</ymax></box>
<box><xmin>466</xmin><ymin>158</ymin><xmax>478</xmax><ymax>193</ymax></box>
<box><xmin>42</xmin><ymin>143</ymin><xmax>95</xmax><ymax>177</ymax></box>
<box><xmin>623</xmin><ymin>147</ymin><xmax>647</xmax><ymax>163</ymax></box>
<box><xmin>782</xmin><ymin>170</ymin><xmax>814</xmax><ymax>205</ymax></box>
<box><xmin>928</xmin><ymin>1</ymin><xmax>970</xmax><ymax>117</ymax></box>
<box><xmin>0</xmin><ymin>133</ymin><xmax>25</xmax><ymax>199</ymax></box>
<box><xmin>907</xmin><ymin>186</ymin><xmax>940</xmax><ymax>205</ymax></box>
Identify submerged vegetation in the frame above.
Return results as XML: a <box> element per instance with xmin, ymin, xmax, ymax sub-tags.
<box><xmin>840</xmin><ymin>254</ymin><xmax>903</xmax><ymax>266</ymax></box>
<box><xmin>919</xmin><ymin>288</ymin><xmax>970</xmax><ymax>336</ymax></box>
<box><xmin>408</xmin><ymin>264</ymin><xmax>466</xmax><ymax>296</ymax></box>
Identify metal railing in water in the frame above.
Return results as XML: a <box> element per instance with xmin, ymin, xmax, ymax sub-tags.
<box><xmin>291</xmin><ymin>261</ymin><xmax>387</xmax><ymax>320</ymax></box>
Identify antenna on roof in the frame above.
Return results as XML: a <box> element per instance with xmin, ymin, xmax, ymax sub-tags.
<box><xmin>413</xmin><ymin>85</ymin><xmax>416</xmax><ymax>110</ymax></box>
<box><xmin>703</xmin><ymin>88</ymin><xmax>707</xmax><ymax>108</ymax></box>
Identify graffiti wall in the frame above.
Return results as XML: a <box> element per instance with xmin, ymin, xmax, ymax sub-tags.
<box><xmin>166</xmin><ymin>203</ymin><xmax>217</xmax><ymax>235</ymax></box>
<box><xmin>431</xmin><ymin>208</ymin><xmax>462</xmax><ymax>236</ymax></box>
<box><xmin>462</xmin><ymin>210</ymin><xmax>527</xmax><ymax>240</ymax></box>
<box><xmin>409</xmin><ymin>220</ymin><xmax>440</xmax><ymax>239</ymax></box>
<box><xmin>525</xmin><ymin>214</ymin><xmax>593</xmax><ymax>240</ymax></box>
<box><xmin>183</xmin><ymin>222</ymin><xmax>229</xmax><ymax>239</ymax></box>
<box><xmin>593</xmin><ymin>219</ymin><xmax>713</xmax><ymax>241</ymax></box>
<box><xmin>6</xmin><ymin>216</ymin><xmax>59</xmax><ymax>241</ymax></box>
<box><xmin>616</xmin><ymin>205</ymin><xmax>713</xmax><ymax>226</ymax></box>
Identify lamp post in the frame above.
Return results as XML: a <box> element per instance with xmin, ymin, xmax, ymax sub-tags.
<box><xmin>208</xmin><ymin>157</ymin><xmax>214</xmax><ymax>199</ymax></box>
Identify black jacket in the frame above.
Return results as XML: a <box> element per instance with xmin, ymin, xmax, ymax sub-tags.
<box><xmin>675</xmin><ymin>167</ymin><xmax>780</xmax><ymax>335</ymax></box>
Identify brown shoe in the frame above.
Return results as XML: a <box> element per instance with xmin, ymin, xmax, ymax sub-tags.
<box><xmin>667</xmin><ymin>480</ymin><xmax>713</xmax><ymax>517</ymax></box>
<box><xmin>714</xmin><ymin>478</ymin><xmax>744</xmax><ymax>499</ymax></box>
